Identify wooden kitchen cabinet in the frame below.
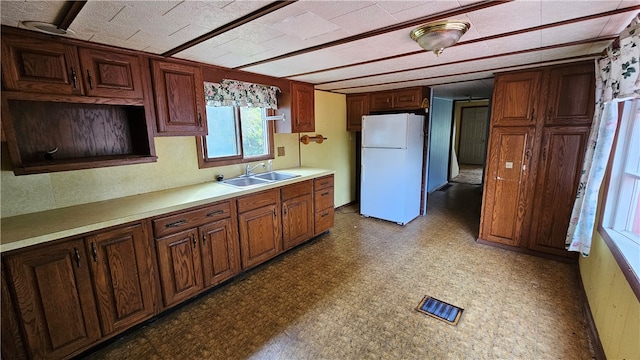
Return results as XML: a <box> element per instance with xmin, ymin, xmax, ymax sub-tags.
<box><xmin>490</xmin><ymin>70</ymin><xmax>542</xmax><ymax>127</ymax></box>
<box><xmin>368</xmin><ymin>87</ymin><xmax>429</xmax><ymax>112</ymax></box>
<box><xmin>346</xmin><ymin>93</ymin><xmax>369</xmax><ymax>131</ymax></box>
<box><xmin>528</xmin><ymin>126</ymin><xmax>590</xmax><ymax>257</ymax></box>
<box><xmin>85</xmin><ymin>223</ymin><xmax>157</xmax><ymax>335</ymax></box>
<box><xmin>3</xmin><ymin>238</ymin><xmax>102</xmax><ymax>360</ymax></box>
<box><xmin>276</xmin><ymin>81</ymin><xmax>315</xmax><ymax>133</ymax></box>
<box><xmin>480</xmin><ymin>127</ymin><xmax>535</xmax><ymax>246</ymax></box>
<box><xmin>237</xmin><ymin>189</ymin><xmax>282</xmax><ymax>270</ymax></box>
<box><xmin>151</xmin><ymin>59</ymin><xmax>207</xmax><ymax>136</ymax></box>
<box><xmin>544</xmin><ymin>63</ymin><xmax>595</xmax><ymax>126</ymax></box>
<box><xmin>281</xmin><ymin>181</ymin><xmax>314</xmax><ymax>251</ymax></box>
<box><xmin>153</xmin><ymin>201</ymin><xmax>238</xmax><ymax>307</ymax></box>
<box><xmin>2</xmin><ymin>32</ymin><xmax>145</xmax><ymax>100</ymax></box>
<box><xmin>314</xmin><ymin>175</ymin><xmax>335</xmax><ymax>236</ymax></box>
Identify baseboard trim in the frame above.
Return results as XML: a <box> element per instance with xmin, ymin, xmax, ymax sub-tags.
<box><xmin>576</xmin><ymin>265</ymin><xmax>607</xmax><ymax>360</ymax></box>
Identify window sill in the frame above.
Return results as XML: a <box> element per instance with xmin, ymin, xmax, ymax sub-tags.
<box><xmin>599</xmin><ymin>226</ymin><xmax>640</xmax><ymax>301</ymax></box>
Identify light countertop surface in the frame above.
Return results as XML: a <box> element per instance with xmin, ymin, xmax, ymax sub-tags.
<box><xmin>1</xmin><ymin>167</ymin><xmax>334</xmax><ymax>253</ymax></box>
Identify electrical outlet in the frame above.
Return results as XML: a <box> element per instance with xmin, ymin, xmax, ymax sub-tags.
<box><xmin>277</xmin><ymin>146</ymin><xmax>285</xmax><ymax>156</ymax></box>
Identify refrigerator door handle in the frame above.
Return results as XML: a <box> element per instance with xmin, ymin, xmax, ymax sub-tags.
<box><xmin>361</xmin><ymin>163</ymin><xmax>364</xmax><ymax>183</ymax></box>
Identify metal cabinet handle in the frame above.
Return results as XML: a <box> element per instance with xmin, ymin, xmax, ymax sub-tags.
<box><xmin>283</xmin><ymin>205</ymin><xmax>287</xmax><ymax>215</ymax></box>
<box><xmin>202</xmin><ymin>234</ymin><xmax>206</xmax><ymax>244</ymax></box>
<box><xmin>321</xmin><ymin>212</ymin><xmax>329</xmax><ymax>218</ymax></box>
<box><xmin>91</xmin><ymin>242</ymin><xmax>98</xmax><ymax>262</ymax></box>
<box><xmin>87</xmin><ymin>69</ymin><xmax>94</xmax><ymax>89</ymax></box>
<box><xmin>206</xmin><ymin>210</ymin><xmax>224</xmax><ymax>217</ymax></box>
<box><xmin>73</xmin><ymin>247</ymin><xmax>81</xmax><ymax>268</ymax></box>
<box><xmin>321</xmin><ymin>191</ymin><xmax>329</xmax><ymax>196</ymax></box>
<box><xmin>198</xmin><ymin>113</ymin><xmax>203</xmax><ymax>126</ymax></box>
<box><xmin>192</xmin><ymin>234</ymin><xmax>196</xmax><ymax>249</ymax></box>
<box><xmin>166</xmin><ymin>219</ymin><xmax>187</xmax><ymax>228</ymax></box>
<box><xmin>71</xmin><ymin>67</ymin><xmax>78</xmax><ymax>89</ymax></box>
<box><xmin>530</xmin><ymin>107</ymin><xmax>535</xmax><ymax>120</ymax></box>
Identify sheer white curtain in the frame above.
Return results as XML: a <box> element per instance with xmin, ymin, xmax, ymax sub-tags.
<box><xmin>566</xmin><ymin>17</ymin><xmax>640</xmax><ymax>256</ymax></box>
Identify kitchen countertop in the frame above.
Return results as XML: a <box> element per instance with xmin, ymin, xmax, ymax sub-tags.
<box><xmin>1</xmin><ymin>167</ymin><xmax>334</xmax><ymax>253</ymax></box>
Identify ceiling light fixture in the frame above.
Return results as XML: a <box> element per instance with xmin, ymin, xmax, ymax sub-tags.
<box><xmin>410</xmin><ymin>20</ymin><xmax>470</xmax><ymax>56</ymax></box>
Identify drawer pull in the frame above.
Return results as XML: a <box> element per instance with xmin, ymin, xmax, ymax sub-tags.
<box><xmin>73</xmin><ymin>247</ymin><xmax>81</xmax><ymax>268</ymax></box>
<box><xmin>320</xmin><ymin>181</ymin><xmax>329</xmax><ymax>186</ymax></box>
<box><xmin>91</xmin><ymin>242</ymin><xmax>98</xmax><ymax>262</ymax></box>
<box><xmin>70</xmin><ymin>67</ymin><xmax>78</xmax><ymax>89</ymax></box>
<box><xmin>166</xmin><ymin>219</ymin><xmax>187</xmax><ymax>228</ymax></box>
<box><xmin>321</xmin><ymin>191</ymin><xmax>329</xmax><ymax>196</ymax></box>
<box><xmin>206</xmin><ymin>210</ymin><xmax>224</xmax><ymax>217</ymax></box>
<box><xmin>321</xmin><ymin>212</ymin><xmax>329</xmax><ymax>218</ymax></box>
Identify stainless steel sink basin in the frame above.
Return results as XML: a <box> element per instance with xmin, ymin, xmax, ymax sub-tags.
<box><xmin>221</xmin><ymin>176</ymin><xmax>270</xmax><ymax>188</ymax></box>
<box><xmin>220</xmin><ymin>171</ymin><xmax>300</xmax><ymax>188</ymax></box>
<box><xmin>252</xmin><ymin>171</ymin><xmax>300</xmax><ymax>181</ymax></box>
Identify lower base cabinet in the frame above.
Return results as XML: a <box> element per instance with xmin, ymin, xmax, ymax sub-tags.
<box><xmin>282</xmin><ymin>181</ymin><xmax>314</xmax><ymax>251</ymax></box>
<box><xmin>3</xmin><ymin>221</ymin><xmax>156</xmax><ymax>360</ymax></box>
<box><xmin>237</xmin><ymin>189</ymin><xmax>282</xmax><ymax>270</ymax></box>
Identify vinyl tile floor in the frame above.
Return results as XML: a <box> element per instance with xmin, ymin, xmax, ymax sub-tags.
<box><xmin>80</xmin><ymin>183</ymin><xmax>594</xmax><ymax>360</ymax></box>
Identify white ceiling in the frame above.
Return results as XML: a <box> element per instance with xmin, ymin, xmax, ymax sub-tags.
<box><xmin>2</xmin><ymin>0</ymin><xmax>639</xmax><ymax>100</ymax></box>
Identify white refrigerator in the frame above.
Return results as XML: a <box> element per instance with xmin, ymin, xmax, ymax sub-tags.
<box><xmin>360</xmin><ymin>113</ymin><xmax>425</xmax><ymax>225</ymax></box>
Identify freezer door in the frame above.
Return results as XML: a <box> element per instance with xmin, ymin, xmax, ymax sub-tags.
<box><xmin>362</xmin><ymin>114</ymin><xmax>408</xmax><ymax>148</ymax></box>
<box><xmin>360</xmin><ymin>147</ymin><xmax>412</xmax><ymax>224</ymax></box>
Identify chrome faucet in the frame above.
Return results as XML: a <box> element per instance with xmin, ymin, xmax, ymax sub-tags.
<box><xmin>245</xmin><ymin>162</ymin><xmax>265</xmax><ymax>176</ymax></box>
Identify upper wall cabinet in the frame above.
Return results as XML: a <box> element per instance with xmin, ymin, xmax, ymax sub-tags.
<box><xmin>150</xmin><ymin>59</ymin><xmax>207</xmax><ymax>136</ymax></box>
<box><xmin>369</xmin><ymin>87</ymin><xmax>429</xmax><ymax>112</ymax></box>
<box><xmin>490</xmin><ymin>71</ymin><xmax>542</xmax><ymax>127</ymax></box>
<box><xmin>276</xmin><ymin>81</ymin><xmax>315</xmax><ymax>133</ymax></box>
<box><xmin>545</xmin><ymin>64</ymin><xmax>595</xmax><ymax>126</ymax></box>
<box><xmin>346</xmin><ymin>94</ymin><xmax>369</xmax><ymax>131</ymax></box>
<box><xmin>2</xmin><ymin>33</ymin><xmax>145</xmax><ymax>100</ymax></box>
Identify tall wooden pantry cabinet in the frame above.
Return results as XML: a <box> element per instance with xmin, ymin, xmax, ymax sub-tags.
<box><xmin>479</xmin><ymin>61</ymin><xmax>595</xmax><ymax>259</ymax></box>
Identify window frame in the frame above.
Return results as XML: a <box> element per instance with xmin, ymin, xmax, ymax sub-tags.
<box><xmin>196</xmin><ymin>106</ymin><xmax>275</xmax><ymax>169</ymax></box>
<box><xmin>598</xmin><ymin>100</ymin><xmax>640</xmax><ymax>301</ymax></box>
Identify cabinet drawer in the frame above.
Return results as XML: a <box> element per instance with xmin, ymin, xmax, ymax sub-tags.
<box><xmin>237</xmin><ymin>189</ymin><xmax>279</xmax><ymax>213</ymax></box>
<box><xmin>153</xmin><ymin>202</ymin><xmax>230</xmax><ymax>238</ymax></box>
<box><xmin>315</xmin><ymin>207</ymin><xmax>334</xmax><ymax>235</ymax></box>
<box><xmin>314</xmin><ymin>175</ymin><xmax>334</xmax><ymax>190</ymax></box>
<box><xmin>314</xmin><ymin>187</ymin><xmax>334</xmax><ymax>212</ymax></box>
<box><xmin>281</xmin><ymin>180</ymin><xmax>312</xmax><ymax>201</ymax></box>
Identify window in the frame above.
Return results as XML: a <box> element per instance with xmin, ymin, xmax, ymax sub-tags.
<box><xmin>197</xmin><ymin>105</ymin><xmax>274</xmax><ymax>168</ymax></box>
<box><xmin>601</xmin><ymin>99</ymin><xmax>640</xmax><ymax>283</ymax></box>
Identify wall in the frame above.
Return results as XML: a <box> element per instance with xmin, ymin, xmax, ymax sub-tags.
<box><xmin>427</xmin><ymin>97</ymin><xmax>453</xmax><ymax>192</ymax></box>
<box><xmin>0</xmin><ymin>90</ymin><xmax>354</xmax><ymax>217</ymax></box>
<box><xmin>580</xmin><ymin>232</ymin><xmax>640</xmax><ymax>359</ymax></box>
<box><xmin>300</xmin><ymin>91</ymin><xmax>354</xmax><ymax>208</ymax></box>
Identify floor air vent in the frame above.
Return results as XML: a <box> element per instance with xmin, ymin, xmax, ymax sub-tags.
<box><xmin>415</xmin><ymin>295</ymin><xmax>463</xmax><ymax>325</ymax></box>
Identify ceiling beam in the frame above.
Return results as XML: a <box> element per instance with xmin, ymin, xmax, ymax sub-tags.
<box><xmin>56</xmin><ymin>1</ymin><xmax>87</xmax><ymax>30</ymax></box>
<box><xmin>285</xmin><ymin>4</ymin><xmax>640</xmax><ymax>79</ymax></box>
<box><xmin>322</xmin><ymin>37</ymin><xmax>613</xmax><ymax>90</ymax></box>
<box><xmin>234</xmin><ymin>0</ymin><xmax>513</xmax><ymax>70</ymax></box>
<box><xmin>162</xmin><ymin>1</ymin><xmax>297</xmax><ymax>57</ymax></box>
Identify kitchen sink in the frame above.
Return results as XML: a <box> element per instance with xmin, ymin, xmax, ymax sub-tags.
<box><xmin>220</xmin><ymin>171</ymin><xmax>300</xmax><ymax>188</ymax></box>
<box><xmin>221</xmin><ymin>176</ymin><xmax>270</xmax><ymax>188</ymax></box>
<box><xmin>252</xmin><ymin>171</ymin><xmax>299</xmax><ymax>181</ymax></box>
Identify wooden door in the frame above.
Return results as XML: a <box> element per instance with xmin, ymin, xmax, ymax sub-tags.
<box><xmin>4</xmin><ymin>239</ymin><xmax>101</xmax><ymax>360</ymax></box>
<box><xmin>480</xmin><ymin>126</ymin><xmax>535</xmax><ymax>246</ymax></box>
<box><xmin>282</xmin><ymin>194</ymin><xmax>314</xmax><ymax>250</ymax></box>
<box><xmin>545</xmin><ymin>63</ymin><xmax>595</xmax><ymax>126</ymax></box>
<box><xmin>85</xmin><ymin>223</ymin><xmax>156</xmax><ymax>335</ymax></box>
<box><xmin>346</xmin><ymin>94</ymin><xmax>369</xmax><ymax>131</ymax></box>
<box><xmin>291</xmin><ymin>81</ymin><xmax>315</xmax><ymax>132</ymax></box>
<box><xmin>238</xmin><ymin>204</ymin><xmax>281</xmax><ymax>270</ymax></box>
<box><xmin>529</xmin><ymin>126</ymin><xmax>590</xmax><ymax>256</ymax></box>
<box><xmin>1</xmin><ymin>34</ymin><xmax>83</xmax><ymax>95</ymax></box>
<box><xmin>458</xmin><ymin>106</ymin><xmax>489</xmax><ymax>165</ymax></box>
<box><xmin>199</xmin><ymin>218</ymin><xmax>240</xmax><ymax>288</ymax></box>
<box><xmin>155</xmin><ymin>228</ymin><xmax>203</xmax><ymax>307</ymax></box>
<box><xmin>78</xmin><ymin>47</ymin><xmax>144</xmax><ymax>99</ymax></box>
<box><xmin>151</xmin><ymin>60</ymin><xmax>206</xmax><ymax>135</ymax></box>
<box><xmin>491</xmin><ymin>71</ymin><xmax>542</xmax><ymax>126</ymax></box>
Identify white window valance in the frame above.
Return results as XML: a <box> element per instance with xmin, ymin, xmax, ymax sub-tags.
<box><xmin>204</xmin><ymin>79</ymin><xmax>280</xmax><ymax>109</ymax></box>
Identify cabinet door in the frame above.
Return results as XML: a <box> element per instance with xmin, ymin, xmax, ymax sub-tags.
<box><xmin>282</xmin><ymin>194</ymin><xmax>314</xmax><ymax>250</ymax></box>
<box><xmin>151</xmin><ymin>60</ymin><xmax>206</xmax><ymax>135</ymax></box>
<box><xmin>346</xmin><ymin>94</ymin><xmax>369</xmax><ymax>131</ymax></box>
<box><xmin>480</xmin><ymin>127</ymin><xmax>535</xmax><ymax>246</ymax></box>
<box><xmin>199</xmin><ymin>218</ymin><xmax>240</xmax><ymax>288</ymax></box>
<box><xmin>1</xmin><ymin>34</ymin><xmax>83</xmax><ymax>95</ymax></box>
<box><xmin>238</xmin><ymin>204</ymin><xmax>281</xmax><ymax>270</ymax></box>
<box><xmin>155</xmin><ymin>228</ymin><xmax>203</xmax><ymax>307</ymax></box>
<box><xmin>545</xmin><ymin>63</ymin><xmax>595</xmax><ymax>126</ymax></box>
<box><xmin>529</xmin><ymin>126</ymin><xmax>589</xmax><ymax>256</ymax></box>
<box><xmin>291</xmin><ymin>81</ymin><xmax>315</xmax><ymax>132</ymax></box>
<box><xmin>491</xmin><ymin>71</ymin><xmax>542</xmax><ymax>126</ymax></box>
<box><xmin>78</xmin><ymin>47</ymin><xmax>144</xmax><ymax>99</ymax></box>
<box><xmin>85</xmin><ymin>223</ymin><xmax>156</xmax><ymax>335</ymax></box>
<box><xmin>393</xmin><ymin>88</ymin><xmax>423</xmax><ymax>109</ymax></box>
<box><xmin>369</xmin><ymin>91</ymin><xmax>394</xmax><ymax>111</ymax></box>
<box><xmin>4</xmin><ymin>239</ymin><xmax>101</xmax><ymax>360</ymax></box>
